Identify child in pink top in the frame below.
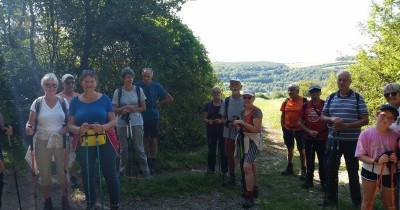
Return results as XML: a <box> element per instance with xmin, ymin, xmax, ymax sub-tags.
<box><xmin>355</xmin><ymin>104</ymin><xmax>400</xmax><ymax>210</ymax></box>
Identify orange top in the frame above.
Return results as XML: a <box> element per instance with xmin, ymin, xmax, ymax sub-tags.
<box><xmin>280</xmin><ymin>98</ymin><xmax>304</xmax><ymax>130</ymax></box>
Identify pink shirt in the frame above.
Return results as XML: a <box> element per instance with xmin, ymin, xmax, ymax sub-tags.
<box><xmin>355</xmin><ymin>127</ymin><xmax>399</xmax><ymax>174</ymax></box>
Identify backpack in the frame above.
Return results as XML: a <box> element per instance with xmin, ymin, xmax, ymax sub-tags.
<box><xmin>117</xmin><ymin>86</ymin><xmax>141</xmax><ymax>108</ymax></box>
<box><xmin>224</xmin><ymin>96</ymin><xmax>230</xmax><ymax>118</ymax></box>
<box><xmin>34</xmin><ymin>96</ymin><xmax>68</xmax><ymax>131</ymax></box>
<box><xmin>325</xmin><ymin>91</ymin><xmax>360</xmax><ymax>119</ymax></box>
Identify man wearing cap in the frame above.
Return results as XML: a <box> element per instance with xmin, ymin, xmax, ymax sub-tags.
<box><xmin>135</xmin><ymin>68</ymin><xmax>173</xmax><ymax>174</ymax></box>
<box><xmin>58</xmin><ymin>74</ymin><xmax>79</xmax><ymax>103</ymax></box>
<box><xmin>57</xmin><ymin>73</ymin><xmax>79</xmax><ymax>188</ymax></box>
<box><xmin>298</xmin><ymin>84</ymin><xmax>327</xmax><ymax>190</ymax></box>
<box><xmin>321</xmin><ymin>70</ymin><xmax>369</xmax><ymax>207</ymax></box>
<box><xmin>217</xmin><ymin>78</ymin><xmax>244</xmax><ymax>186</ymax></box>
<box><xmin>280</xmin><ymin>83</ymin><xmax>307</xmax><ymax>178</ymax></box>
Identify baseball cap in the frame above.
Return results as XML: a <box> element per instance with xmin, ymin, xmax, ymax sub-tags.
<box><xmin>61</xmin><ymin>74</ymin><xmax>75</xmax><ymax>83</ymax></box>
<box><xmin>308</xmin><ymin>84</ymin><xmax>321</xmax><ymax>93</ymax></box>
<box><xmin>379</xmin><ymin>104</ymin><xmax>399</xmax><ymax>118</ymax></box>
<box><xmin>243</xmin><ymin>90</ymin><xmax>255</xmax><ymax>97</ymax></box>
<box><xmin>229</xmin><ymin>77</ymin><xmax>241</xmax><ymax>83</ymax></box>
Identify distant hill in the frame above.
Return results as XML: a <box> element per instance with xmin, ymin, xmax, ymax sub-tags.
<box><xmin>212</xmin><ymin>59</ymin><xmax>356</xmax><ymax>93</ymax></box>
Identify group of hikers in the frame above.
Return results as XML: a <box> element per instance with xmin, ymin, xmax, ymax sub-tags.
<box><xmin>278</xmin><ymin>70</ymin><xmax>400</xmax><ymax>210</ymax></box>
<box><xmin>0</xmin><ymin>67</ymin><xmax>173</xmax><ymax>210</ymax></box>
<box><xmin>204</xmin><ymin>70</ymin><xmax>400</xmax><ymax>210</ymax></box>
<box><xmin>1</xmin><ymin>68</ymin><xmax>399</xmax><ymax>209</ymax></box>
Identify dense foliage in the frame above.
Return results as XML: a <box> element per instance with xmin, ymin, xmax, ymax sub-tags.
<box><xmin>0</xmin><ymin>0</ymin><xmax>216</xmax><ymax>150</ymax></box>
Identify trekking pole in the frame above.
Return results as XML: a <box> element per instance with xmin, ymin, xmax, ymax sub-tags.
<box><xmin>370</xmin><ymin>162</ymin><xmax>386</xmax><ymax>210</ymax></box>
<box><xmin>322</xmin><ymin>132</ymin><xmax>339</xmax><ymax>210</ymax></box>
<box><xmin>28</xmin><ymin>135</ymin><xmax>37</xmax><ymax>210</ymax></box>
<box><xmin>6</xmin><ymin>128</ymin><xmax>22</xmax><ymax>210</ymax></box>
<box><xmin>127</xmin><ymin>118</ymin><xmax>138</xmax><ymax>182</ymax></box>
<box><xmin>238</xmin><ymin>126</ymin><xmax>246</xmax><ymax>194</ymax></box>
<box><xmin>95</xmin><ymin>132</ymin><xmax>104</xmax><ymax>210</ymax></box>
<box><xmin>63</xmin><ymin>131</ymin><xmax>68</xmax><ymax>198</ymax></box>
<box><xmin>84</xmin><ymin>132</ymin><xmax>91</xmax><ymax>208</ymax></box>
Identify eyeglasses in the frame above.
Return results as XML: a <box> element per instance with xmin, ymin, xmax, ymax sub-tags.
<box><xmin>45</xmin><ymin>83</ymin><xmax>57</xmax><ymax>89</ymax></box>
<box><xmin>384</xmin><ymin>92</ymin><xmax>398</xmax><ymax>98</ymax></box>
<box><xmin>378</xmin><ymin>113</ymin><xmax>396</xmax><ymax>121</ymax></box>
<box><xmin>212</xmin><ymin>91</ymin><xmax>220</xmax><ymax>94</ymax></box>
<box><xmin>243</xmin><ymin>96</ymin><xmax>253</xmax><ymax>100</ymax></box>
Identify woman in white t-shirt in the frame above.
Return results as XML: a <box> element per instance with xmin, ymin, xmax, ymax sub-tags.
<box><xmin>25</xmin><ymin>73</ymin><xmax>69</xmax><ymax>210</ymax></box>
<box><xmin>112</xmin><ymin>67</ymin><xmax>150</xmax><ymax>178</ymax></box>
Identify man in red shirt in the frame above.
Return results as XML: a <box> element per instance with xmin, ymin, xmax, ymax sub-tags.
<box><xmin>280</xmin><ymin>83</ymin><xmax>307</xmax><ymax>178</ymax></box>
<box><xmin>298</xmin><ymin>85</ymin><xmax>328</xmax><ymax>190</ymax></box>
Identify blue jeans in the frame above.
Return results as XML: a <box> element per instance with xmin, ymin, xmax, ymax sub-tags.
<box><xmin>325</xmin><ymin>136</ymin><xmax>361</xmax><ymax>205</ymax></box>
<box><xmin>77</xmin><ymin>140</ymin><xmax>120</xmax><ymax>206</ymax></box>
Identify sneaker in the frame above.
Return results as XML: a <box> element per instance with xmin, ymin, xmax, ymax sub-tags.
<box><xmin>43</xmin><ymin>197</ymin><xmax>53</xmax><ymax>210</ymax></box>
<box><xmin>70</xmin><ymin>176</ymin><xmax>78</xmax><ymax>189</ymax></box>
<box><xmin>281</xmin><ymin>163</ymin><xmax>294</xmax><ymax>176</ymax></box>
<box><xmin>241</xmin><ymin>198</ymin><xmax>254</xmax><ymax>209</ymax></box>
<box><xmin>299</xmin><ymin>167</ymin><xmax>306</xmax><ymax>180</ymax></box>
<box><xmin>62</xmin><ymin>196</ymin><xmax>71</xmax><ymax>210</ymax></box>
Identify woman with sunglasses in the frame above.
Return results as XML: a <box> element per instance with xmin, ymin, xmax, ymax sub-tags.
<box><xmin>68</xmin><ymin>70</ymin><xmax>120</xmax><ymax>209</ymax></box>
<box><xmin>25</xmin><ymin>73</ymin><xmax>70</xmax><ymax>210</ymax></box>
<box><xmin>233</xmin><ymin>90</ymin><xmax>263</xmax><ymax>208</ymax></box>
<box><xmin>383</xmin><ymin>83</ymin><xmax>400</xmax><ymax>132</ymax></box>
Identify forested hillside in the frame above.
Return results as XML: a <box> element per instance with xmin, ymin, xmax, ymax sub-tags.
<box><xmin>213</xmin><ymin>59</ymin><xmax>355</xmax><ymax>93</ymax></box>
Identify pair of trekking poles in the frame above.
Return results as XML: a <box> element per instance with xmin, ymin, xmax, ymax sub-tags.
<box><xmin>84</xmin><ymin>126</ymin><xmax>105</xmax><ymax>210</ymax></box>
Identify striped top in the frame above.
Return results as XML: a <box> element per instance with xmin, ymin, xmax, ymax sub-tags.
<box><xmin>322</xmin><ymin>90</ymin><xmax>369</xmax><ymax>141</ymax></box>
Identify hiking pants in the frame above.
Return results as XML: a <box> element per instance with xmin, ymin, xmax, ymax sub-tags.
<box><xmin>304</xmin><ymin>139</ymin><xmax>326</xmax><ymax>185</ymax></box>
<box><xmin>207</xmin><ymin>130</ymin><xmax>227</xmax><ymax>173</ymax></box>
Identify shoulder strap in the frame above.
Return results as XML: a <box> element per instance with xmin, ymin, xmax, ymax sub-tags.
<box><xmin>224</xmin><ymin>96</ymin><xmax>230</xmax><ymax>118</ymax></box>
<box><xmin>355</xmin><ymin>92</ymin><xmax>360</xmax><ymax>119</ymax></box>
<box><xmin>34</xmin><ymin>97</ymin><xmax>44</xmax><ymax>130</ymax></box>
<box><xmin>136</xmin><ymin>86</ymin><xmax>141</xmax><ymax>107</ymax></box>
<box><xmin>56</xmin><ymin>96</ymin><xmax>68</xmax><ymax>125</ymax></box>
<box><xmin>118</xmin><ymin>86</ymin><xmax>123</xmax><ymax>108</ymax></box>
<box><xmin>325</xmin><ymin>93</ymin><xmax>336</xmax><ymax>116</ymax></box>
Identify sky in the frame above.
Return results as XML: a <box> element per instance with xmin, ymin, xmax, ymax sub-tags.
<box><xmin>178</xmin><ymin>0</ymin><xmax>375</xmax><ymax>63</ymax></box>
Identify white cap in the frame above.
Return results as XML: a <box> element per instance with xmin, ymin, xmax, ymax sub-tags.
<box><xmin>229</xmin><ymin>77</ymin><xmax>241</xmax><ymax>83</ymax></box>
<box><xmin>243</xmin><ymin>90</ymin><xmax>255</xmax><ymax>97</ymax></box>
<box><xmin>61</xmin><ymin>74</ymin><xmax>74</xmax><ymax>83</ymax></box>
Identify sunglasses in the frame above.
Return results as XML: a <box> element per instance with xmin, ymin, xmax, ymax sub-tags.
<box><xmin>243</xmin><ymin>96</ymin><xmax>253</xmax><ymax>100</ymax></box>
<box><xmin>65</xmin><ymin>81</ymin><xmax>75</xmax><ymax>85</ymax></box>
<box><xmin>45</xmin><ymin>83</ymin><xmax>57</xmax><ymax>89</ymax></box>
<box><xmin>384</xmin><ymin>92</ymin><xmax>398</xmax><ymax>98</ymax></box>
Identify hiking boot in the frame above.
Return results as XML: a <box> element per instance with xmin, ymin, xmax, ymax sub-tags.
<box><xmin>70</xmin><ymin>175</ymin><xmax>78</xmax><ymax>189</ymax></box>
<box><xmin>281</xmin><ymin>163</ymin><xmax>294</xmax><ymax>176</ymax></box>
<box><xmin>301</xmin><ymin>179</ymin><xmax>314</xmax><ymax>189</ymax></box>
<box><xmin>223</xmin><ymin>175</ymin><xmax>235</xmax><ymax>186</ymax></box>
<box><xmin>43</xmin><ymin>197</ymin><xmax>53</xmax><ymax>210</ymax></box>
<box><xmin>62</xmin><ymin>196</ymin><xmax>70</xmax><ymax>210</ymax></box>
<box><xmin>299</xmin><ymin>166</ymin><xmax>306</xmax><ymax>180</ymax></box>
<box><xmin>241</xmin><ymin>198</ymin><xmax>254</xmax><ymax>209</ymax></box>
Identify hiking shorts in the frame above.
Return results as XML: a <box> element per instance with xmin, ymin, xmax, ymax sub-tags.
<box><xmin>244</xmin><ymin>141</ymin><xmax>259</xmax><ymax>163</ymax></box>
<box><xmin>361</xmin><ymin>168</ymin><xmax>397</xmax><ymax>188</ymax></box>
<box><xmin>282</xmin><ymin>128</ymin><xmax>304</xmax><ymax>150</ymax></box>
<box><xmin>143</xmin><ymin>119</ymin><xmax>159</xmax><ymax>138</ymax></box>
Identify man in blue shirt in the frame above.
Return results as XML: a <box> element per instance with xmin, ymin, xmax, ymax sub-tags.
<box><xmin>136</xmin><ymin>68</ymin><xmax>173</xmax><ymax>173</ymax></box>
